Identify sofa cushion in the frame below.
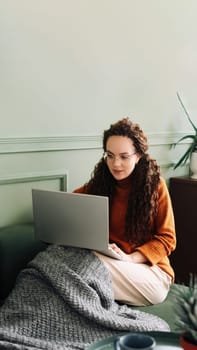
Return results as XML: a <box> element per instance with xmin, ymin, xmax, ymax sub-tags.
<box><xmin>0</xmin><ymin>224</ymin><xmax>46</xmax><ymax>302</ymax></box>
<box><xmin>132</xmin><ymin>283</ymin><xmax>180</xmax><ymax>332</ymax></box>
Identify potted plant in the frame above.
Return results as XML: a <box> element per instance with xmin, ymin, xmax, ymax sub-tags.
<box><xmin>173</xmin><ymin>274</ymin><xmax>197</xmax><ymax>349</ymax></box>
<box><xmin>173</xmin><ymin>92</ymin><xmax>197</xmax><ymax>178</ymax></box>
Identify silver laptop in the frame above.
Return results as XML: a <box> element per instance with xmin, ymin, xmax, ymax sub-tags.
<box><xmin>32</xmin><ymin>188</ymin><xmax>122</xmax><ymax>260</ymax></box>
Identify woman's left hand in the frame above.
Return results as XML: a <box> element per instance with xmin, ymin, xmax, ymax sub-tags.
<box><xmin>109</xmin><ymin>243</ymin><xmax>147</xmax><ymax>263</ymax></box>
<box><xmin>108</xmin><ymin>243</ymin><xmax>132</xmax><ymax>262</ymax></box>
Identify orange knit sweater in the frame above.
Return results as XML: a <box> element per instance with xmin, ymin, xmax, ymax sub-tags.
<box><xmin>74</xmin><ymin>176</ymin><xmax>176</xmax><ymax>280</ymax></box>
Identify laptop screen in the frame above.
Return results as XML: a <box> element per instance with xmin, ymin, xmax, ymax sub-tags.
<box><xmin>32</xmin><ymin>189</ymin><xmax>109</xmax><ymax>251</ymax></box>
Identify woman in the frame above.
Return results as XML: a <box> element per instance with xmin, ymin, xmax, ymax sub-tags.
<box><xmin>74</xmin><ymin>118</ymin><xmax>176</xmax><ymax>306</ymax></box>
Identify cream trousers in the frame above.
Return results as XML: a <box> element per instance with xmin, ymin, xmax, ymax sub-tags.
<box><xmin>94</xmin><ymin>251</ymin><xmax>172</xmax><ymax>306</ymax></box>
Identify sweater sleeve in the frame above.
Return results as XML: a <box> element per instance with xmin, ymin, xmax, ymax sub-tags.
<box><xmin>135</xmin><ymin>177</ymin><xmax>176</xmax><ymax>266</ymax></box>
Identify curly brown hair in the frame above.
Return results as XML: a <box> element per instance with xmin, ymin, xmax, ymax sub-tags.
<box><xmin>83</xmin><ymin>118</ymin><xmax>160</xmax><ymax>244</ymax></box>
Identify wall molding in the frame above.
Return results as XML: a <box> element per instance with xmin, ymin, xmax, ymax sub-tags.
<box><xmin>0</xmin><ymin>171</ymin><xmax>68</xmax><ymax>191</ymax></box>
<box><xmin>0</xmin><ymin>135</ymin><xmax>102</xmax><ymax>154</ymax></box>
<box><xmin>0</xmin><ymin>132</ymin><xmax>189</xmax><ymax>154</ymax></box>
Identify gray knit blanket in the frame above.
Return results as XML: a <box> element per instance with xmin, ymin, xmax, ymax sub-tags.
<box><xmin>0</xmin><ymin>245</ymin><xmax>169</xmax><ymax>350</ymax></box>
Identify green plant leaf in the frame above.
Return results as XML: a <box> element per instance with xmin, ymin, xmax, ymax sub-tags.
<box><xmin>177</xmin><ymin>92</ymin><xmax>197</xmax><ymax>132</ymax></box>
<box><xmin>174</xmin><ymin>145</ymin><xmax>193</xmax><ymax>169</ymax></box>
<box><xmin>174</xmin><ymin>134</ymin><xmax>196</xmax><ymax>146</ymax></box>
<box><xmin>173</xmin><ymin>93</ymin><xmax>197</xmax><ymax>169</ymax></box>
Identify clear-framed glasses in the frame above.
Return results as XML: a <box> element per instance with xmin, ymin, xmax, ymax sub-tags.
<box><xmin>104</xmin><ymin>151</ymin><xmax>136</xmax><ymax>163</ymax></box>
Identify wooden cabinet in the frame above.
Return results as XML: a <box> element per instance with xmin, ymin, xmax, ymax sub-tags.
<box><xmin>169</xmin><ymin>177</ymin><xmax>197</xmax><ymax>285</ymax></box>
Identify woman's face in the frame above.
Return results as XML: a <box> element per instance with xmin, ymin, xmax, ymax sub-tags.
<box><xmin>105</xmin><ymin>135</ymin><xmax>140</xmax><ymax>180</ymax></box>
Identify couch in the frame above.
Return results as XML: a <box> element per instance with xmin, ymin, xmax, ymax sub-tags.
<box><xmin>0</xmin><ymin>224</ymin><xmax>180</xmax><ymax>332</ymax></box>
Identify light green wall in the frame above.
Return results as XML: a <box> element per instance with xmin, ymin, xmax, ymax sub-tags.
<box><xmin>0</xmin><ymin>0</ymin><xmax>197</xmax><ymax>137</ymax></box>
<box><xmin>0</xmin><ymin>0</ymin><xmax>196</xmax><ymax>226</ymax></box>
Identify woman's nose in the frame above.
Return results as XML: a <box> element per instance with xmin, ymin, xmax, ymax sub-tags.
<box><xmin>113</xmin><ymin>157</ymin><xmax>122</xmax><ymax>165</ymax></box>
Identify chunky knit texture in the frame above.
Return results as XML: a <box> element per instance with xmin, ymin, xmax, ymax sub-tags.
<box><xmin>0</xmin><ymin>246</ymin><xmax>169</xmax><ymax>349</ymax></box>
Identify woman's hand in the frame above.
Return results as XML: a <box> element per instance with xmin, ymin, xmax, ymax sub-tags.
<box><xmin>108</xmin><ymin>243</ymin><xmax>127</xmax><ymax>260</ymax></box>
<box><xmin>109</xmin><ymin>243</ymin><xmax>147</xmax><ymax>263</ymax></box>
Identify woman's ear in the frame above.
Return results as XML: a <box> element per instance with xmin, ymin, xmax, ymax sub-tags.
<box><xmin>135</xmin><ymin>154</ymin><xmax>141</xmax><ymax>165</ymax></box>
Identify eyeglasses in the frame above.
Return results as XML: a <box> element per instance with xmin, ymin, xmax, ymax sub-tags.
<box><xmin>104</xmin><ymin>151</ymin><xmax>136</xmax><ymax>163</ymax></box>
